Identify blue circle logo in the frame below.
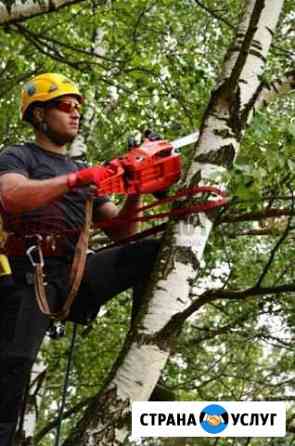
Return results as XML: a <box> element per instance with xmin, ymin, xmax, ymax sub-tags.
<box><xmin>24</xmin><ymin>82</ymin><xmax>36</xmax><ymax>96</ymax></box>
<box><xmin>200</xmin><ymin>404</ymin><xmax>229</xmax><ymax>434</ymax></box>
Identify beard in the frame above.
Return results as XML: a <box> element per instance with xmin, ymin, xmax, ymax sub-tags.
<box><xmin>41</xmin><ymin>122</ymin><xmax>77</xmax><ymax>146</ymax></box>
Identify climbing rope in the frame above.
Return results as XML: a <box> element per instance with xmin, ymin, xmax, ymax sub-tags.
<box><xmin>54</xmin><ymin>323</ymin><xmax>78</xmax><ymax>446</ymax></box>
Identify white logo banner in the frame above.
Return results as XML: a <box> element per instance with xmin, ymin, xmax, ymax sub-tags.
<box><xmin>132</xmin><ymin>401</ymin><xmax>286</xmax><ymax>438</ymax></box>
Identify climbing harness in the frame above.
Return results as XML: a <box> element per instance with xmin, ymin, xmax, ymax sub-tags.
<box><xmin>26</xmin><ymin>195</ymin><xmax>94</xmax><ymax>321</ymax></box>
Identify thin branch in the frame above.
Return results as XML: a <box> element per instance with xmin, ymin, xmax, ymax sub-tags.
<box><xmin>131</xmin><ymin>1</ymin><xmax>158</xmax><ymax>46</ymax></box>
<box><xmin>13</xmin><ymin>23</ymin><xmax>117</xmax><ymax>64</ymax></box>
<box><xmin>256</xmin><ymin>195</ymin><xmax>294</xmax><ymax>287</ymax></box>
<box><xmin>34</xmin><ymin>396</ymin><xmax>94</xmax><ymax>444</ymax></box>
<box><xmin>11</xmin><ymin>22</ymin><xmax>83</xmax><ymax>70</ymax></box>
<box><xmin>218</xmin><ymin>207</ymin><xmax>295</xmax><ymax>225</ymax></box>
<box><xmin>193</xmin><ymin>0</ymin><xmax>234</xmax><ymax>29</ymax></box>
<box><xmin>256</xmin><ymin>333</ymin><xmax>295</xmax><ymax>351</ymax></box>
<box><xmin>159</xmin><ymin>282</ymin><xmax>295</xmax><ymax>334</ymax></box>
<box><xmin>226</xmin><ymin>228</ymin><xmax>289</xmax><ymax>237</ymax></box>
<box><xmin>9</xmin><ymin>24</ymin><xmax>135</xmax><ymax>95</ymax></box>
<box><xmin>242</xmin><ymin>69</ymin><xmax>295</xmax><ymax>122</ymax></box>
<box><xmin>0</xmin><ymin>68</ymin><xmax>40</xmax><ymax>97</ymax></box>
<box><xmin>186</xmin><ymin>312</ymin><xmax>253</xmax><ymax>345</ymax></box>
<box><xmin>272</xmin><ymin>44</ymin><xmax>295</xmax><ymax>58</ymax></box>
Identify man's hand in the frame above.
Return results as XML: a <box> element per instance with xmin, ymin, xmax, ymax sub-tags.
<box><xmin>143</xmin><ymin>129</ymin><xmax>161</xmax><ymax>141</ymax></box>
<box><xmin>67</xmin><ymin>164</ymin><xmax>117</xmax><ymax>190</ymax></box>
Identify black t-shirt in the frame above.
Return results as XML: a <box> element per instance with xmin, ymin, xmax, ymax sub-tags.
<box><xmin>0</xmin><ymin>142</ymin><xmax>109</xmax><ymax>255</ymax></box>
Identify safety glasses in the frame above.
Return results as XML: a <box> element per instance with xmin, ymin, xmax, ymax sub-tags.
<box><xmin>49</xmin><ymin>100</ymin><xmax>82</xmax><ymax>114</ymax></box>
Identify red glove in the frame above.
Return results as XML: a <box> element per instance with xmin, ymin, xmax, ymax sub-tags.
<box><xmin>67</xmin><ymin>164</ymin><xmax>117</xmax><ymax>189</ymax></box>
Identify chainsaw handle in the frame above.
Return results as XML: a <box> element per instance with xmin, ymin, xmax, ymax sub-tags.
<box><xmin>97</xmin><ymin>161</ymin><xmax>126</xmax><ymax>195</ymax></box>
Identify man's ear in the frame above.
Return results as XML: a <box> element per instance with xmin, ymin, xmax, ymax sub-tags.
<box><xmin>32</xmin><ymin>106</ymin><xmax>45</xmax><ymax>125</ymax></box>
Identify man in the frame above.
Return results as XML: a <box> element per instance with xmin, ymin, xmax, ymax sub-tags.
<box><xmin>0</xmin><ymin>73</ymin><xmax>159</xmax><ymax>445</ymax></box>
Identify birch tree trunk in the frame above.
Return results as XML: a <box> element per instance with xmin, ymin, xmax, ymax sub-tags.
<box><xmin>0</xmin><ymin>0</ymin><xmax>86</xmax><ymax>25</ymax></box>
<box><xmin>63</xmin><ymin>1</ymin><xmax>288</xmax><ymax>445</ymax></box>
<box><xmin>69</xmin><ymin>25</ymin><xmax>114</xmax><ymax>160</ymax></box>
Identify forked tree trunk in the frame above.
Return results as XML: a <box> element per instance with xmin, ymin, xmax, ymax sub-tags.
<box><xmin>63</xmin><ymin>1</ymin><xmax>288</xmax><ymax>445</ymax></box>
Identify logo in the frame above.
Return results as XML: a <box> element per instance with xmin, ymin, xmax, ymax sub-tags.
<box><xmin>200</xmin><ymin>404</ymin><xmax>229</xmax><ymax>434</ymax></box>
<box><xmin>24</xmin><ymin>82</ymin><xmax>36</xmax><ymax>96</ymax></box>
<box><xmin>131</xmin><ymin>401</ymin><xmax>286</xmax><ymax>438</ymax></box>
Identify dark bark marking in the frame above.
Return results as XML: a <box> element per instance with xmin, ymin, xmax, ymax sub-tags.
<box><xmin>48</xmin><ymin>0</ymin><xmax>56</xmax><ymax>12</ymax></box>
<box><xmin>266</xmin><ymin>26</ymin><xmax>274</xmax><ymax>36</ymax></box>
<box><xmin>248</xmin><ymin>48</ymin><xmax>267</xmax><ymax>62</ymax></box>
<box><xmin>251</xmin><ymin>39</ymin><xmax>263</xmax><ymax>50</ymax></box>
<box><xmin>175</xmin><ymin>246</ymin><xmax>199</xmax><ymax>270</ymax></box>
<box><xmin>194</xmin><ymin>144</ymin><xmax>236</xmax><ymax>169</ymax></box>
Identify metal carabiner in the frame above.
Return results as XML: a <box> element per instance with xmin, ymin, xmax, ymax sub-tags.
<box><xmin>26</xmin><ymin>239</ymin><xmax>44</xmax><ymax>268</ymax></box>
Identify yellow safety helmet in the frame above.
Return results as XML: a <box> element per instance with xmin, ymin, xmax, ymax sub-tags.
<box><xmin>21</xmin><ymin>73</ymin><xmax>83</xmax><ymax>121</ymax></box>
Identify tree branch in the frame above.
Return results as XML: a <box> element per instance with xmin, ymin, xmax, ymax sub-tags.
<box><xmin>218</xmin><ymin>207</ymin><xmax>295</xmax><ymax>225</ymax></box>
<box><xmin>13</xmin><ymin>22</ymin><xmax>117</xmax><ymax>64</ymax></box>
<box><xmin>0</xmin><ymin>68</ymin><xmax>40</xmax><ymax>96</ymax></box>
<box><xmin>34</xmin><ymin>396</ymin><xmax>94</xmax><ymax>444</ymax></box>
<box><xmin>186</xmin><ymin>312</ymin><xmax>253</xmax><ymax>345</ymax></box>
<box><xmin>256</xmin><ymin>207</ymin><xmax>293</xmax><ymax>287</ymax></box>
<box><xmin>193</xmin><ymin>0</ymin><xmax>234</xmax><ymax>29</ymax></box>
<box><xmin>8</xmin><ymin>23</ymin><xmax>135</xmax><ymax>95</ymax></box>
<box><xmin>242</xmin><ymin>69</ymin><xmax>295</xmax><ymax>122</ymax></box>
<box><xmin>226</xmin><ymin>227</ymin><xmax>290</xmax><ymax>237</ymax></box>
<box><xmin>161</xmin><ymin>282</ymin><xmax>295</xmax><ymax>332</ymax></box>
<box><xmin>0</xmin><ymin>0</ymin><xmax>88</xmax><ymax>26</ymax></box>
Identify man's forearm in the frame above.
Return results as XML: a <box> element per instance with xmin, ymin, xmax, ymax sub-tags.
<box><xmin>0</xmin><ymin>163</ymin><xmax>117</xmax><ymax>214</ymax></box>
<box><xmin>0</xmin><ymin>174</ymin><xmax>70</xmax><ymax>213</ymax></box>
<box><xmin>116</xmin><ymin>195</ymin><xmax>142</xmax><ymax>238</ymax></box>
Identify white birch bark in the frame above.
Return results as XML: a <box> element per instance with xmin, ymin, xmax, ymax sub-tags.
<box><xmin>238</xmin><ymin>0</ymin><xmax>285</xmax><ymax>108</ymax></box>
<box><xmin>69</xmin><ymin>27</ymin><xmax>111</xmax><ymax>160</ymax></box>
<box><xmin>15</xmin><ymin>359</ymin><xmax>47</xmax><ymax>446</ymax></box>
<box><xmin>63</xmin><ymin>1</ymin><xmax>289</xmax><ymax>445</ymax></box>
<box><xmin>0</xmin><ymin>0</ymin><xmax>86</xmax><ymax>24</ymax></box>
<box><xmin>22</xmin><ymin>362</ymin><xmax>47</xmax><ymax>440</ymax></box>
<box><xmin>69</xmin><ymin>98</ymin><xmax>94</xmax><ymax>159</ymax></box>
<box><xmin>221</xmin><ymin>0</ymin><xmax>285</xmax><ymax>108</ymax></box>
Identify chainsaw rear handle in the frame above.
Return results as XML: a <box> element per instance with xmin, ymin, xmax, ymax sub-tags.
<box><xmin>98</xmin><ymin>160</ymin><xmax>126</xmax><ymax>195</ymax></box>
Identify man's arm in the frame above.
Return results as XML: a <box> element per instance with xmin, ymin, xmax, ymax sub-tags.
<box><xmin>0</xmin><ymin>172</ymin><xmax>70</xmax><ymax>213</ymax></box>
<box><xmin>0</xmin><ymin>163</ymin><xmax>116</xmax><ymax>214</ymax></box>
<box><xmin>0</xmin><ymin>172</ymin><xmax>142</xmax><ymax>241</ymax></box>
<box><xmin>94</xmin><ymin>195</ymin><xmax>141</xmax><ymax>242</ymax></box>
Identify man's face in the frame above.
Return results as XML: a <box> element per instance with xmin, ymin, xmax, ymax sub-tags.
<box><xmin>43</xmin><ymin>95</ymin><xmax>81</xmax><ymax>143</ymax></box>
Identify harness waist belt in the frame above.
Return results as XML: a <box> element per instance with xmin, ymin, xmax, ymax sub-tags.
<box><xmin>4</xmin><ymin>235</ymin><xmax>70</xmax><ymax>257</ymax></box>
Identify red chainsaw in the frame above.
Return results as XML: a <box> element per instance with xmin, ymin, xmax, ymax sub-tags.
<box><xmin>98</xmin><ymin>131</ymin><xmax>200</xmax><ymax>195</ymax></box>
<box><xmin>95</xmin><ymin>129</ymin><xmax>228</xmax><ymax>240</ymax></box>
